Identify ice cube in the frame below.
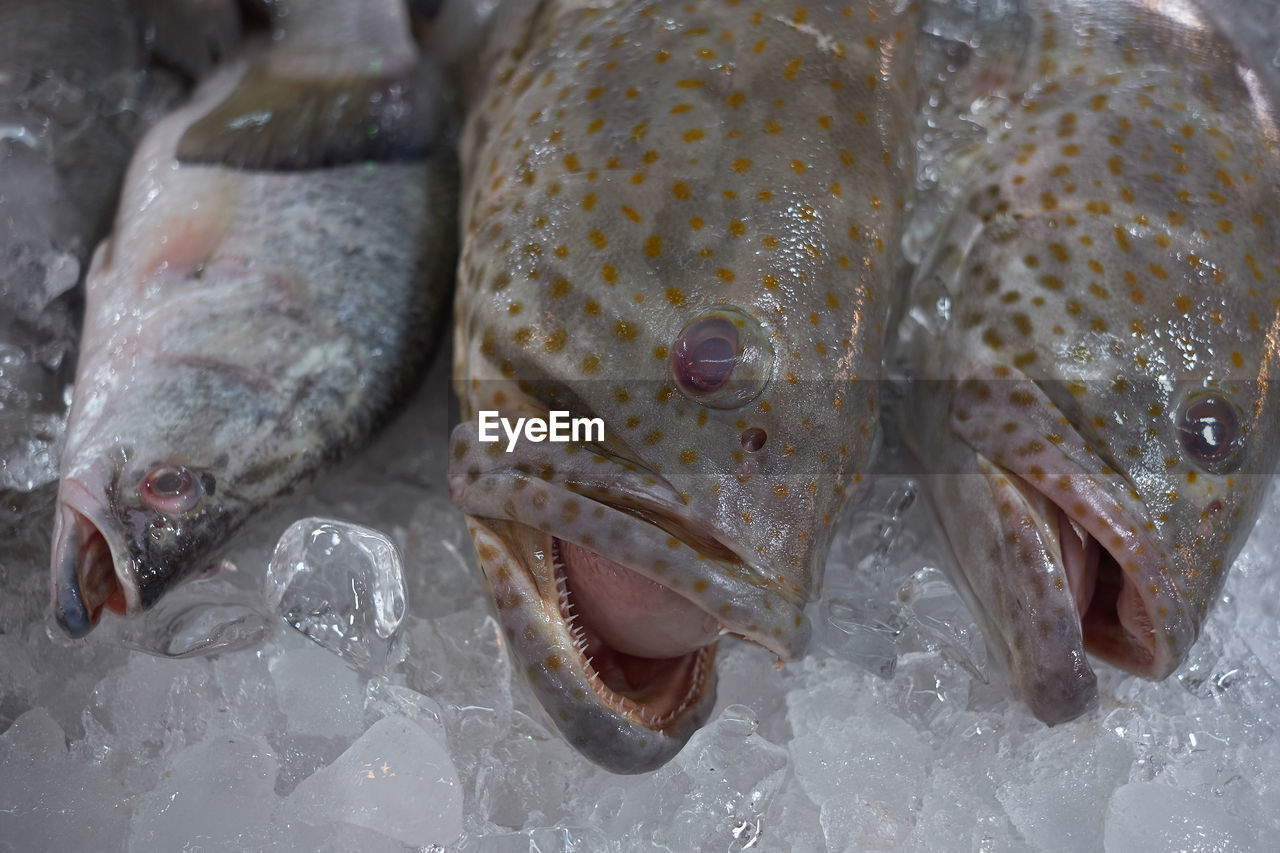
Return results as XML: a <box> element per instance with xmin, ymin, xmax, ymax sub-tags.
<box><xmin>996</xmin><ymin>725</ymin><xmax>1135</xmax><ymax>852</ymax></box>
<box><xmin>126</xmin><ymin>732</ymin><xmax>280</xmax><ymax>852</ymax></box>
<box><xmin>0</xmin><ymin>707</ymin><xmax>131</xmax><ymax>852</ymax></box>
<box><xmin>789</xmin><ymin>698</ymin><xmax>929</xmax><ymax>851</ymax></box>
<box><xmin>268</xmin><ymin>638</ymin><xmax>367</xmax><ymax>740</ymax></box>
<box><xmin>898</xmin><ymin>565</ymin><xmax>989</xmax><ymax>681</ymax></box>
<box><xmin>89</xmin><ymin>652</ymin><xmax>220</xmax><ymax>761</ymax></box>
<box><xmin>364</xmin><ymin>677</ymin><xmax>446</xmax><ymax>734</ymax></box>
<box><xmin>285</xmin><ymin>716</ymin><xmax>464</xmax><ymax>847</ymax></box>
<box><xmin>265</xmin><ymin>518</ymin><xmax>407</xmax><ymax>672</ymax></box>
<box><xmin>606</xmin><ymin>704</ymin><xmax>791</xmax><ymax>852</ymax></box>
<box><xmin>455</xmin><ymin>827</ymin><xmax>612</xmax><ymax>853</ymax></box>
<box><xmin>1104</xmin><ymin>783</ymin><xmax>1259</xmax><ymax>853</ymax></box>
<box><xmin>0</xmin><ymin>409</ymin><xmax>65</xmax><ymax>493</ymax></box>
<box><xmin>818</xmin><ymin>595</ymin><xmax>904</xmax><ymax>679</ymax></box>
<box><xmin>117</xmin><ymin>577</ymin><xmax>276</xmax><ymax>659</ymax></box>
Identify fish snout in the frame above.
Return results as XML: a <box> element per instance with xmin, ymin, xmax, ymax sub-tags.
<box><xmin>937</xmin><ymin>373</ymin><xmax>1192</xmax><ymax>717</ymax></box>
<box><xmin>50</xmin><ymin>488</ymin><xmax>132</xmax><ymax>637</ymax></box>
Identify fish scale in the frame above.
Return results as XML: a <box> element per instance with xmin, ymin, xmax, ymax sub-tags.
<box><xmin>897</xmin><ymin>0</ymin><xmax>1280</xmax><ymax>724</ymax></box>
<box><xmin>450</xmin><ymin>0</ymin><xmax>919</xmax><ymax>771</ymax></box>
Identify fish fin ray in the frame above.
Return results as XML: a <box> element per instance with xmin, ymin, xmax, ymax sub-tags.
<box><xmin>176</xmin><ymin>63</ymin><xmax>442</xmax><ymax>170</ymax></box>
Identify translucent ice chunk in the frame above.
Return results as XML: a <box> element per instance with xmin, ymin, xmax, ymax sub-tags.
<box><xmin>456</xmin><ymin>827</ymin><xmax>612</xmax><ymax>853</ymax></box>
<box><xmin>268</xmin><ymin>639</ymin><xmax>367</xmax><ymax>740</ymax></box>
<box><xmin>819</xmin><ymin>596</ymin><xmax>905</xmax><ymax>679</ymax></box>
<box><xmin>266</xmin><ymin>518</ymin><xmax>407</xmax><ymax>671</ymax></box>
<box><xmin>1104</xmin><ymin>783</ymin><xmax>1259</xmax><ymax>853</ymax></box>
<box><xmin>899</xmin><ymin>565</ymin><xmax>989</xmax><ymax>681</ymax></box>
<box><xmin>364</xmin><ymin>676</ymin><xmax>445</xmax><ymax>734</ymax></box>
<box><xmin>0</xmin><ymin>708</ymin><xmax>131</xmax><ymax>852</ymax></box>
<box><xmin>608</xmin><ymin>704</ymin><xmax>790</xmax><ymax>852</ymax></box>
<box><xmin>126</xmin><ymin>732</ymin><xmax>280</xmax><ymax>852</ymax></box>
<box><xmin>997</xmin><ymin>726</ymin><xmax>1135</xmax><ymax>852</ymax></box>
<box><xmin>790</xmin><ymin>700</ymin><xmax>929</xmax><ymax>850</ymax></box>
<box><xmin>118</xmin><ymin>578</ymin><xmax>275</xmax><ymax>659</ymax></box>
<box><xmin>286</xmin><ymin>715</ymin><xmax>464</xmax><ymax>847</ymax></box>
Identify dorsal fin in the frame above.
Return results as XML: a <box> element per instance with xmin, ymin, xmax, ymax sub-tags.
<box><xmin>175</xmin><ymin>60</ymin><xmax>443</xmax><ymax>171</ymax></box>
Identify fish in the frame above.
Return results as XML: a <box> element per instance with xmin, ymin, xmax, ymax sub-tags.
<box><xmin>895</xmin><ymin>0</ymin><xmax>1280</xmax><ymax>724</ymax></box>
<box><xmin>0</xmin><ymin>0</ymin><xmax>239</xmax><ymax>492</ymax></box>
<box><xmin>51</xmin><ymin>0</ymin><xmax>457</xmax><ymax>637</ymax></box>
<box><xmin>448</xmin><ymin>0</ymin><xmax>919</xmax><ymax>771</ymax></box>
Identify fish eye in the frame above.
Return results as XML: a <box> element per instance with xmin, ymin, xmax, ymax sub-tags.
<box><xmin>1175</xmin><ymin>394</ymin><xmax>1243</xmax><ymax>473</ymax></box>
<box><xmin>672</xmin><ymin>315</ymin><xmax>738</xmax><ymax>393</ymax></box>
<box><xmin>670</xmin><ymin>307</ymin><xmax>774</xmax><ymax>408</ymax></box>
<box><xmin>140</xmin><ymin>465</ymin><xmax>204</xmax><ymax>515</ymax></box>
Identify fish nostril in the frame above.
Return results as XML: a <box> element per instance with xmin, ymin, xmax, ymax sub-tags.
<box><xmin>740</xmin><ymin>427</ymin><xmax>767</xmax><ymax>452</ymax></box>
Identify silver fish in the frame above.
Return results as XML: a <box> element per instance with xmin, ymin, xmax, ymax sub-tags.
<box><xmin>449</xmin><ymin>0</ymin><xmax>918</xmax><ymax>771</ymax></box>
<box><xmin>51</xmin><ymin>0</ymin><xmax>456</xmax><ymax>636</ymax></box>
<box><xmin>897</xmin><ymin>0</ymin><xmax>1280</xmax><ymax>723</ymax></box>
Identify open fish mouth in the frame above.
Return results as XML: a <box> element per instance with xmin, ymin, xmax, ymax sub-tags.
<box><xmin>550</xmin><ymin>535</ymin><xmax>718</xmax><ymax>726</ymax></box>
<box><xmin>466</xmin><ymin>515</ymin><xmax>717</xmax><ymax>772</ymax></box>
<box><xmin>952</xmin><ymin>376</ymin><xmax>1194</xmax><ymax>704</ymax></box>
<box><xmin>449</xmin><ymin>420</ymin><xmax>808</xmax><ymax>770</ymax></box>
<box><xmin>51</xmin><ymin>479</ymin><xmax>137</xmax><ymax>637</ymax></box>
<box><xmin>982</xmin><ymin>457</ymin><xmax>1175</xmax><ymax>678</ymax></box>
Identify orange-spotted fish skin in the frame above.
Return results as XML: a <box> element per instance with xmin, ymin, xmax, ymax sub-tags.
<box><xmin>449</xmin><ymin>0</ymin><xmax>919</xmax><ymax>771</ymax></box>
<box><xmin>51</xmin><ymin>0</ymin><xmax>457</xmax><ymax>637</ymax></box>
<box><xmin>896</xmin><ymin>0</ymin><xmax>1280</xmax><ymax>724</ymax></box>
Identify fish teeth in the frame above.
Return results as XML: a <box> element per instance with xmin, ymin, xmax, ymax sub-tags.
<box><xmin>1065</xmin><ymin>514</ymin><xmax>1090</xmax><ymax>551</ymax></box>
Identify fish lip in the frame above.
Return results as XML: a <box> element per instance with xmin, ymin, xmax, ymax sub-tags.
<box><xmin>465</xmin><ymin>515</ymin><xmax>717</xmax><ymax>772</ymax></box>
<box><xmin>967</xmin><ymin>455</ymin><xmax>1100</xmax><ymax>724</ymax></box>
<box><xmin>448</xmin><ymin>420</ymin><xmax>810</xmax><ymax>661</ymax></box>
<box><xmin>953</xmin><ymin>376</ymin><xmax>1192</xmax><ymax>682</ymax></box>
<box><xmin>50</xmin><ymin>476</ymin><xmax>140</xmax><ymax>636</ymax></box>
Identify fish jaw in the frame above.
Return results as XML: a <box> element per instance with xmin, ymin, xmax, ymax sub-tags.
<box><xmin>924</xmin><ymin>445</ymin><xmax>1098</xmax><ymax>724</ymax></box>
<box><xmin>50</xmin><ymin>470</ymin><xmax>139</xmax><ymax>637</ymax></box>
<box><xmin>464</xmin><ymin>516</ymin><xmax>717</xmax><ymax>774</ymax></box>
<box><xmin>449</xmin><ymin>418</ymin><xmax>814</xmax><ymax>770</ymax></box>
<box><xmin>449</xmin><ymin>420</ymin><xmax>811</xmax><ymax>661</ymax></box>
<box><xmin>950</xmin><ymin>373</ymin><xmax>1192</xmax><ymax>684</ymax></box>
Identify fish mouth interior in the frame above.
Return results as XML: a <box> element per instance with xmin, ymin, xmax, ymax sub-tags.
<box><xmin>57</xmin><ymin>508</ymin><xmax>128</xmax><ymax>636</ymax></box>
<box><xmin>550</xmin><ymin>535</ymin><xmax>716</xmax><ymax>730</ymax></box>
<box><xmin>1001</xmin><ymin>464</ymin><xmax>1162</xmax><ymax>676</ymax></box>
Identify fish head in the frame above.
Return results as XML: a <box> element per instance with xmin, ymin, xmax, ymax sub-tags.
<box><xmin>51</xmin><ymin>440</ymin><xmax>242</xmax><ymax>638</ymax></box>
<box><xmin>913</xmin><ymin>211</ymin><xmax>1280</xmax><ymax>721</ymax></box>
<box><xmin>449</xmin><ymin>246</ymin><xmax>879</xmax><ymax>770</ymax></box>
<box><xmin>449</xmin><ymin>0</ymin><xmax>911</xmax><ymax>769</ymax></box>
<box><xmin>50</xmin><ymin>252</ymin><xmax>336</xmax><ymax>638</ymax></box>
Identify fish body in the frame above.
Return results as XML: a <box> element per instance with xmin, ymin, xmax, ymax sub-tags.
<box><xmin>897</xmin><ymin>0</ymin><xmax>1280</xmax><ymax>723</ymax></box>
<box><xmin>51</xmin><ymin>0</ymin><xmax>456</xmax><ymax>636</ymax></box>
<box><xmin>449</xmin><ymin>0</ymin><xmax>918</xmax><ymax>770</ymax></box>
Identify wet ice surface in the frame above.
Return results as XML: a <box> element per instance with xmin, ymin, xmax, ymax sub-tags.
<box><xmin>2</xmin><ymin>349</ymin><xmax>1279</xmax><ymax>852</ymax></box>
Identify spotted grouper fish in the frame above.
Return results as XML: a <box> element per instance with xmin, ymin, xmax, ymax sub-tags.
<box><xmin>448</xmin><ymin>0</ymin><xmax>919</xmax><ymax>771</ymax></box>
<box><xmin>896</xmin><ymin>0</ymin><xmax>1280</xmax><ymax>723</ymax></box>
<box><xmin>51</xmin><ymin>0</ymin><xmax>457</xmax><ymax>636</ymax></box>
